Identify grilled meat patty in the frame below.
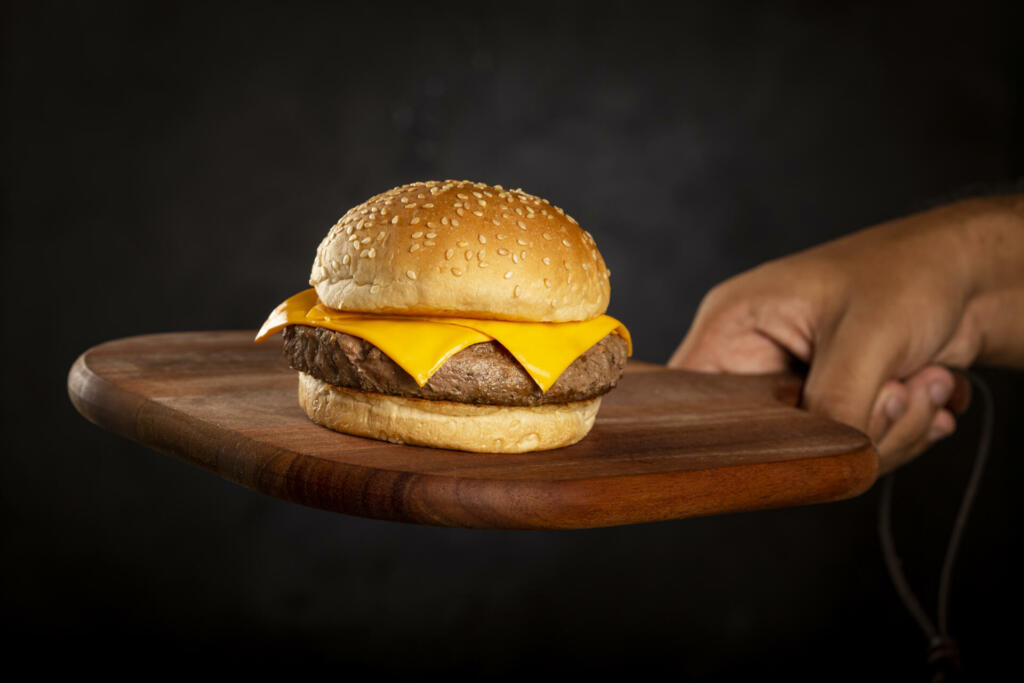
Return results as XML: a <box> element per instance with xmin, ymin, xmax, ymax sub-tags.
<box><xmin>282</xmin><ymin>325</ymin><xmax>628</xmax><ymax>406</ymax></box>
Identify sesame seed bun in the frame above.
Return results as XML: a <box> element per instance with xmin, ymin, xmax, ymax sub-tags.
<box><xmin>310</xmin><ymin>180</ymin><xmax>611</xmax><ymax>322</ymax></box>
<box><xmin>298</xmin><ymin>372</ymin><xmax>602</xmax><ymax>453</ymax></box>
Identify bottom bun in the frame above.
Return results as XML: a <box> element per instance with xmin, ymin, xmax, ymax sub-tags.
<box><xmin>298</xmin><ymin>372</ymin><xmax>601</xmax><ymax>453</ymax></box>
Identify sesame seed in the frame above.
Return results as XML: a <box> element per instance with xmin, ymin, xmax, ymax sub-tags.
<box><xmin>504</xmin><ymin>271</ymin><xmax>513</xmax><ymax>279</ymax></box>
<box><xmin>377</xmin><ymin>231</ymin><xmax>386</xmax><ymax>241</ymax></box>
<box><xmin>410</xmin><ymin>244</ymin><xmax>420</xmax><ymax>252</ymax></box>
<box><xmin>582</xmin><ymin>262</ymin><xmax>589</xmax><ymax>270</ymax></box>
<box><xmin>513</xmin><ymin>285</ymin><xmax>521</xmax><ymax>297</ymax></box>
<box><xmin>445</xmin><ymin>248</ymin><xmax>454</xmax><ymax>260</ymax></box>
<box><xmin>497</xmin><ymin>248</ymin><xmax>509</xmax><ymax>255</ymax></box>
<box><xmin>411</xmin><ymin>217</ymin><xmax>421</xmax><ymax>225</ymax></box>
<box><xmin>423</xmin><ymin>203</ymin><xmax>435</xmax><ymax>208</ymax></box>
<box><xmin>342</xmin><ymin>254</ymin><xmax>351</xmax><ymax>265</ymax></box>
<box><xmin>473</xmin><ymin>191</ymin><xmax>483</xmax><ymax>198</ymax></box>
<box><xmin>457</xmin><ymin>193</ymin><xmax>468</xmax><ymax>200</ymax></box>
<box><xmin>452</xmin><ymin>218</ymin><xmax>460</xmax><ymax>226</ymax></box>
<box><xmin>424</xmin><ymin>240</ymin><xmax>436</xmax><ymax>247</ymax></box>
<box><xmin>496</xmin><ymin>233</ymin><xmax>506</xmax><ymax>240</ymax></box>
<box><xmin>457</xmin><ymin>240</ymin><xmax>469</xmax><ymax>247</ymax></box>
<box><xmin>361</xmin><ymin>236</ymin><xmax>372</xmax><ymax>244</ymax></box>
<box><xmin>517</xmin><ymin>221</ymin><xmax>526</xmax><ymax>230</ymax></box>
<box><xmin>406</xmin><ymin>203</ymin><xmax>418</xmax><ymax>209</ymax></box>
<box><xmin>412</xmin><ymin>231</ymin><xmax>424</xmax><ymax>239</ymax></box>
<box><xmin>479</xmin><ymin>261</ymin><xmax>490</xmax><ymax>268</ymax></box>
<box><xmin>391</xmin><ymin>216</ymin><xmax>399</xmax><ymax>225</ymax></box>
<box><xmin>478</xmin><ymin>249</ymin><xmax>486</xmax><ymax>260</ymax></box>
<box><xmin>441</xmin><ymin>217</ymin><xmax>449</xmax><ymax>225</ymax></box>
<box><xmin>465</xmin><ymin>251</ymin><xmax>473</xmax><ymax>261</ymax></box>
<box><xmin>478</xmin><ymin>234</ymin><xmax>487</xmax><ymax>244</ymax></box>
<box><xmin>515</xmin><ymin>208</ymin><xmax>523</xmax><ymax>216</ymax></box>
<box><xmin>406</xmin><ymin>270</ymin><xmax>417</xmax><ymax>280</ymax></box>
<box><xmin>473</xmin><ymin>211</ymin><xmax>484</xmax><ymax>217</ymax></box>
<box><xmin>562</xmin><ymin>238</ymin><xmax>571</xmax><ymax>247</ymax></box>
<box><xmin>457</xmin><ymin>208</ymin><xmax>465</xmax><ymax>216</ymax></box>
<box><xmin>542</xmin><ymin>257</ymin><xmax>551</xmax><ymax>265</ymax></box>
<box><xmin>360</xmin><ymin>249</ymin><xmax>369</xmax><ymax>258</ymax></box>
<box><xmin>543</xmin><ymin>278</ymin><xmax>551</xmax><ymax>288</ymax></box>
<box><xmin>512</xmin><ymin>254</ymin><xmax>519</xmax><ymax>264</ymax></box>
<box><xmin>451</xmin><ymin>268</ymin><xmax>463</xmax><ymax>277</ymax></box>
<box><xmin>520</xmin><ymin>250</ymin><xmax>527</xmax><ymax>259</ymax></box>
<box><xmin>426</xmin><ymin>232</ymin><xmax>437</xmax><ymax>239</ymax></box>
<box><xmin>367</xmin><ymin>248</ymin><xmax>376</xmax><ymax>258</ymax></box>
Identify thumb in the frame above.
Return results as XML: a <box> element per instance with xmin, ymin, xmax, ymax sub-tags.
<box><xmin>802</xmin><ymin>310</ymin><xmax>903</xmax><ymax>433</ymax></box>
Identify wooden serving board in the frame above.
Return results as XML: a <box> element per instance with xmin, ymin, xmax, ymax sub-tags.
<box><xmin>67</xmin><ymin>331</ymin><xmax>878</xmax><ymax>529</ymax></box>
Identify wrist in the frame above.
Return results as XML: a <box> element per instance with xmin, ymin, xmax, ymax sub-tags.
<box><xmin>953</xmin><ymin>195</ymin><xmax>1024</xmax><ymax>366</ymax></box>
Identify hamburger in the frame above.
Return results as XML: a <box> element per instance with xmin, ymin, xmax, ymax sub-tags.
<box><xmin>256</xmin><ymin>180</ymin><xmax>632</xmax><ymax>452</ymax></box>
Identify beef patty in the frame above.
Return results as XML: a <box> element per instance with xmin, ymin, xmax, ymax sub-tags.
<box><xmin>283</xmin><ymin>325</ymin><xmax>628</xmax><ymax>406</ymax></box>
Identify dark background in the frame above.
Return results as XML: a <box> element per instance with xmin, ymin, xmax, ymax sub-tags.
<box><xmin>2</xmin><ymin>0</ymin><xmax>1022</xmax><ymax>679</ymax></box>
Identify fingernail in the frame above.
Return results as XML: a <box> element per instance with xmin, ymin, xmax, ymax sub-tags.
<box><xmin>928</xmin><ymin>381</ymin><xmax>952</xmax><ymax>407</ymax></box>
<box><xmin>885</xmin><ymin>394</ymin><xmax>907</xmax><ymax>422</ymax></box>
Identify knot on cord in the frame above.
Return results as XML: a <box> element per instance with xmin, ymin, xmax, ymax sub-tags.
<box><xmin>928</xmin><ymin>635</ymin><xmax>961</xmax><ymax>681</ymax></box>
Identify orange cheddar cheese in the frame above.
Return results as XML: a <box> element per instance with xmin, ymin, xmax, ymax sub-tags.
<box><xmin>256</xmin><ymin>289</ymin><xmax>632</xmax><ymax>392</ymax></box>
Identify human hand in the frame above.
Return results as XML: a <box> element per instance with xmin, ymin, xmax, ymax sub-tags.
<box><xmin>668</xmin><ymin>198</ymin><xmax>1021</xmax><ymax>473</ymax></box>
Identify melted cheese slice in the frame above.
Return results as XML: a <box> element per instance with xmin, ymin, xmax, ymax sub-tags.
<box><xmin>255</xmin><ymin>289</ymin><xmax>632</xmax><ymax>392</ymax></box>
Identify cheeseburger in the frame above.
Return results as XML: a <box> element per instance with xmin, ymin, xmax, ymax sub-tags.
<box><xmin>256</xmin><ymin>180</ymin><xmax>631</xmax><ymax>452</ymax></box>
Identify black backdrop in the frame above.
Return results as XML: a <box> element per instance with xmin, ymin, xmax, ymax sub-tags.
<box><xmin>2</xmin><ymin>1</ymin><xmax>1022</xmax><ymax>679</ymax></box>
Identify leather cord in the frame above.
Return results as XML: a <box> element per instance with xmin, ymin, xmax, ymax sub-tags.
<box><xmin>878</xmin><ymin>371</ymin><xmax>994</xmax><ymax>681</ymax></box>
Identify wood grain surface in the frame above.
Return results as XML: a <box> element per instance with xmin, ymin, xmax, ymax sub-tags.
<box><xmin>67</xmin><ymin>331</ymin><xmax>878</xmax><ymax>529</ymax></box>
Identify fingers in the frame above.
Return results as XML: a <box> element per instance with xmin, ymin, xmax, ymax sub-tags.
<box><xmin>669</xmin><ymin>283</ymin><xmax>805</xmax><ymax>374</ymax></box>
<box><xmin>669</xmin><ymin>284</ymin><xmax>743</xmax><ymax>371</ymax></box>
<box><xmin>802</xmin><ymin>309</ymin><xmax>903</xmax><ymax>432</ymax></box>
<box><xmin>875</xmin><ymin>365</ymin><xmax>957</xmax><ymax>474</ymax></box>
<box><xmin>866</xmin><ymin>379</ymin><xmax>909</xmax><ymax>443</ymax></box>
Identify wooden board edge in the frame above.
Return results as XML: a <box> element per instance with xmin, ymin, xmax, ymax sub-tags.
<box><xmin>266</xmin><ymin>445</ymin><xmax>880</xmax><ymax>529</ymax></box>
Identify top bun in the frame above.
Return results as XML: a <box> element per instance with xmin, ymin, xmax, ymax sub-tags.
<box><xmin>310</xmin><ymin>180</ymin><xmax>611</xmax><ymax>322</ymax></box>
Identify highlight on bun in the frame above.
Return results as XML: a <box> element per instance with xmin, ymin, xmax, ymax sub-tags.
<box><xmin>309</xmin><ymin>180</ymin><xmax>611</xmax><ymax>322</ymax></box>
